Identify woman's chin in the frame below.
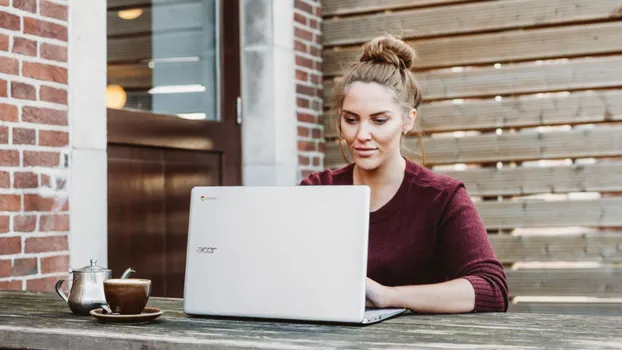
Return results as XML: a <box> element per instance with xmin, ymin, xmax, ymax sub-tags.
<box><xmin>353</xmin><ymin>156</ymin><xmax>382</xmax><ymax>171</ymax></box>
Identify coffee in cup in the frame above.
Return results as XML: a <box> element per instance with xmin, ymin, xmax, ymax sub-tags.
<box><xmin>103</xmin><ymin>278</ymin><xmax>151</xmax><ymax>315</ymax></box>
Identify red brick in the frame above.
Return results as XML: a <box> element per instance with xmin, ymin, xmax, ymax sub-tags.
<box><xmin>309</xmin><ymin>19</ymin><xmax>319</xmax><ymax>30</ymax></box>
<box><xmin>39</xmin><ymin>130</ymin><xmax>68</xmax><ymax>147</ymax></box>
<box><xmin>11</xmin><ymin>82</ymin><xmax>36</xmax><ymax>101</ymax></box>
<box><xmin>12</xmin><ymin>37</ymin><xmax>37</xmax><ymax>56</ymax></box>
<box><xmin>313</xmin><ymin>157</ymin><xmax>320</xmax><ymax>166</ymax></box>
<box><xmin>0</xmin><ymin>259</ymin><xmax>10</xmax><ymax>277</ymax></box>
<box><xmin>40</xmin><ymin>43</ymin><xmax>67</xmax><ymax>62</ymax></box>
<box><xmin>295</xmin><ymin>27</ymin><xmax>313</xmax><ymax>42</ymax></box>
<box><xmin>0</xmin><ymin>125</ymin><xmax>7</xmax><ymax>144</ymax></box>
<box><xmin>25</xmin><ymin>235</ymin><xmax>68</xmax><ymax>253</ymax></box>
<box><xmin>0</xmin><ymin>150</ymin><xmax>19</xmax><ymax>166</ymax></box>
<box><xmin>0</xmin><ymin>33</ymin><xmax>8</xmax><ymax>51</ymax></box>
<box><xmin>312</xmin><ymin>128</ymin><xmax>323</xmax><ymax>138</ymax></box>
<box><xmin>40</xmin><ymin>214</ymin><xmax>69</xmax><ymax>231</ymax></box>
<box><xmin>0</xmin><ymin>103</ymin><xmax>18</xmax><ymax>122</ymax></box>
<box><xmin>23</xmin><ymin>17</ymin><xmax>67</xmax><ymax>41</ymax></box>
<box><xmin>0</xmin><ymin>56</ymin><xmax>18</xmax><ymax>75</ymax></box>
<box><xmin>0</xmin><ymin>216</ymin><xmax>9</xmax><ymax>233</ymax></box>
<box><xmin>14</xmin><ymin>215</ymin><xmax>36</xmax><ymax>232</ymax></box>
<box><xmin>12</xmin><ymin>128</ymin><xmax>36</xmax><ymax>145</ymax></box>
<box><xmin>296</xmin><ymin>70</ymin><xmax>308</xmax><ymax>82</ymax></box>
<box><xmin>24</xmin><ymin>194</ymin><xmax>68</xmax><ymax>211</ymax></box>
<box><xmin>0</xmin><ymin>0</ymin><xmax>7</xmax><ymax>6</ymax></box>
<box><xmin>299</xmin><ymin>155</ymin><xmax>310</xmax><ymax>166</ymax></box>
<box><xmin>40</xmin><ymin>86</ymin><xmax>67</xmax><ymax>104</ymax></box>
<box><xmin>297</xmin><ymin>97</ymin><xmax>310</xmax><ymax>108</ymax></box>
<box><xmin>0</xmin><ymin>11</ymin><xmax>21</xmax><ymax>31</ymax></box>
<box><xmin>298</xmin><ymin>140</ymin><xmax>316</xmax><ymax>152</ymax></box>
<box><xmin>296</xmin><ymin>84</ymin><xmax>315</xmax><ymax>96</ymax></box>
<box><xmin>40</xmin><ymin>0</ymin><xmax>67</xmax><ymax>21</ymax></box>
<box><xmin>13</xmin><ymin>0</ymin><xmax>36</xmax><ymax>13</ymax></box>
<box><xmin>0</xmin><ymin>194</ymin><xmax>20</xmax><ymax>211</ymax></box>
<box><xmin>14</xmin><ymin>172</ymin><xmax>38</xmax><ymax>189</ymax></box>
<box><xmin>26</xmin><ymin>276</ymin><xmax>57</xmax><ymax>292</ymax></box>
<box><xmin>298</xmin><ymin>126</ymin><xmax>309</xmax><ymax>137</ymax></box>
<box><xmin>0</xmin><ymin>172</ymin><xmax>9</xmax><ymax>188</ymax></box>
<box><xmin>309</xmin><ymin>45</ymin><xmax>321</xmax><ymax>57</ymax></box>
<box><xmin>0</xmin><ymin>280</ymin><xmax>21</xmax><ymax>291</ymax></box>
<box><xmin>294</xmin><ymin>0</ymin><xmax>313</xmax><ymax>14</ymax></box>
<box><xmin>294</xmin><ymin>40</ymin><xmax>307</xmax><ymax>53</ymax></box>
<box><xmin>314</xmin><ymin>60</ymin><xmax>322</xmax><ymax>71</ymax></box>
<box><xmin>296</xmin><ymin>55</ymin><xmax>313</xmax><ymax>69</ymax></box>
<box><xmin>297</xmin><ymin>112</ymin><xmax>316</xmax><ymax>123</ymax></box>
<box><xmin>12</xmin><ymin>258</ymin><xmax>37</xmax><ymax>276</ymax></box>
<box><xmin>22</xmin><ymin>107</ymin><xmax>67</xmax><ymax>125</ymax></box>
<box><xmin>22</xmin><ymin>62</ymin><xmax>68</xmax><ymax>84</ymax></box>
<box><xmin>41</xmin><ymin>174</ymin><xmax>51</xmax><ymax>187</ymax></box>
<box><xmin>0</xmin><ymin>237</ymin><xmax>21</xmax><ymax>255</ymax></box>
<box><xmin>41</xmin><ymin>254</ymin><xmax>68</xmax><ymax>274</ymax></box>
<box><xmin>294</xmin><ymin>12</ymin><xmax>306</xmax><ymax>25</ymax></box>
<box><xmin>314</xmin><ymin>6</ymin><xmax>321</xmax><ymax>17</ymax></box>
<box><xmin>0</xmin><ymin>79</ymin><xmax>5</xmax><ymax>97</ymax></box>
<box><xmin>311</xmin><ymin>74</ymin><xmax>321</xmax><ymax>84</ymax></box>
<box><xmin>23</xmin><ymin>151</ymin><xmax>60</xmax><ymax>167</ymax></box>
<box><xmin>311</xmin><ymin>100</ymin><xmax>321</xmax><ymax>110</ymax></box>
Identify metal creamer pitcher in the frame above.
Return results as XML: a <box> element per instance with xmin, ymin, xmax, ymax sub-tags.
<box><xmin>55</xmin><ymin>259</ymin><xmax>134</xmax><ymax>315</ymax></box>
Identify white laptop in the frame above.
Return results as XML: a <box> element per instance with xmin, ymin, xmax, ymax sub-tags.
<box><xmin>183</xmin><ymin>185</ymin><xmax>406</xmax><ymax>325</ymax></box>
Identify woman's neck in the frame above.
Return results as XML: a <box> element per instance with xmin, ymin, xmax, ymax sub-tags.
<box><xmin>353</xmin><ymin>154</ymin><xmax>406</xmax><ymax>187</ymax></box>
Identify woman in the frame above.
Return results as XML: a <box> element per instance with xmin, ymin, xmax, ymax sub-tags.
<box><xmin>300</xmin><ymin>35</ymin><xmax>509</xmax><ymax>314</ymax></box>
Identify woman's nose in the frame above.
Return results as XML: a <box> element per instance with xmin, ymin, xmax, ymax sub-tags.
<box><xmin>356</xmin><ymin>126</ymin><xmax>372</xmax><ymax>141</ymax></box>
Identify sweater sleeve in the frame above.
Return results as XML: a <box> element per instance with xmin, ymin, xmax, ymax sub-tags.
<box><xmin>437</xmin><ymin>183</ymin><xmax>509</xmax><ymax>313</ymax></box>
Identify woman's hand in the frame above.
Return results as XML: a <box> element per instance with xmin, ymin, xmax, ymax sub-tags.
<box><xmin>365</xmin><ymin>277</ymin><xmax>395</xmax><ymax>309</ymax></box>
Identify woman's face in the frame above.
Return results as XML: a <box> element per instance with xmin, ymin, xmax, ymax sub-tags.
<box><xmin>340</xmin><ymin>81</ymin><xmax>415</xmax><ymax>171</ymax></box>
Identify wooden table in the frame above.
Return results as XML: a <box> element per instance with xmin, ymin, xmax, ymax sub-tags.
<box><xmin>1</xmin><ymin>291</ymin><xmax>622</xmax><ymax>349</ymax></box>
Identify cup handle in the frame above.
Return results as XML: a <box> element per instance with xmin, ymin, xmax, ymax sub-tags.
<box><xmin>55</xmin><ymin>280</ymin><xmax>69</xmax><ymax>303</ymax></box>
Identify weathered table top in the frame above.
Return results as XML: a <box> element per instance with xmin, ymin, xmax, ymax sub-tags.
<box><xmin>1</xmin><ymin>291</ymin><xmax>622</xmax><ymax>349</ymax></box>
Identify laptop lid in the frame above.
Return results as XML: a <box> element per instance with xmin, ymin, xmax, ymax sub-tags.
<box><xmin>183</xmin><ymin>185</ymin><xmax>370</xmax><ymax>323</ymax></box>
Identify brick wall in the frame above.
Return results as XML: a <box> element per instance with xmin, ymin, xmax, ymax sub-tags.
<box><xmin>0</xmin><ymin>0</ymin><xmax>70</xmax><ymax>292</ymax></box>
<box><xmin>294</xmin><ymin>0</ymin><xmax>323</xmax><ymax>181</ymax></box>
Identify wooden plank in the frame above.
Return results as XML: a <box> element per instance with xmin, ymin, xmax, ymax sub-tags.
<box><xmin>108</xmin><ymin>30</ymin><xmax>207</xmax><ymax>63</ymax></box>
<box><xmin>489</xmin><ymin>233</ymin><xmax>622</xmax><ymax>263</ymax></box>
<box><xmin>323</xmin><ymin>21</ymin><xmax>622</xmax><ymax>75</ymax></box>
<box><xmin>107</xmin><ymin>3</ymin><xmax>204</xmax><ymax>36</ymax></box>
<box><xmin>323</xmin><ymin>55</ymin><xmax>622</xmax><ymax>101</ymax></box>
<box><xmin>321</xmin><ymin>0</ymin><xmax>482</xmax><ymax>16</ymax></box>
<box><xmin>477</xmin><ymin>198</ymin><xmax>622</xmax><ymax>229</ymax></box>
<box><xmin>507</xmin><ymin>268</ymin><xmax>622</xmax><ymax>297</ymax></box>
<box><xmin>509</xmin><ymin>302</ymin><xmax>622</xmax><ymax>315</ymax></box>
<box><xmin>324</xmin><ymin>126</ymin><xmax>622</xmax><ymax>167</ymax></box>
<box><xmin>322</xmin><ymin>90</ymin><xmax>622</xmax><ymax>137</ymax></box>
<box><xmin>438</xmin><ymin>163</ymin><xmax>622</xmax><ymax>196</ymax></box>
<box><xmin>108</xmin><ymin>61</ymin><xmax>204</xmax><ymax>89</ymax></box>
<box><xmin>322</xmin><ymin>0</ymin><xmax>622</xmax><ymax>46</ymax></box>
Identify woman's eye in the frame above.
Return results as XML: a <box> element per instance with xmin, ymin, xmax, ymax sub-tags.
<box><xmin>344</xmin><ymin>117</ymin><xmax>357</xmax><ymax>124</ymax></box>
<box><xmin>374</xmin><ymin>118</ymin><xmax>388</xmax><ymax>124</ymax></box>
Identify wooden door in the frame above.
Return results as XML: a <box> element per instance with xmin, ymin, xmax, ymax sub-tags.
<box><xmin>105</xmin><ymin>0</ymin><xmax>240</xmax><ymax>297</ymax></box>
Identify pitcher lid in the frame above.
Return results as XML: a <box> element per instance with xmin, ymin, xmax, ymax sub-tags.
<box><xmin>72</xmin><ymin>259</ymin><xmax>111</xmax><ymax>273</ymax></box>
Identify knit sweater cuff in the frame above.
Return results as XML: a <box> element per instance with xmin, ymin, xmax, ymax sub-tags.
<box><xmin>463</xmin><ymin>275</ymin><xmax>506</xmax><ymax>313</ymax></box>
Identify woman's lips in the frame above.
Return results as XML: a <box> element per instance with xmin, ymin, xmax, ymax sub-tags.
<box><xmin>353</xmin><ymin>147</ymin><xmax>377</xmax><ymax>157</ymax></box>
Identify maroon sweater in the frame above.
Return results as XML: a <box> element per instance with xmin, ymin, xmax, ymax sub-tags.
<box><xmin>300</xmin><ymin>159</ymin><xmax>509</xmax><ymax>313</ymax></box>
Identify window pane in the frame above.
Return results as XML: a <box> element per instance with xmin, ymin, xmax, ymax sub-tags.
<box><xmin>106</xmin><ymin>0</ymin><xmax>220</xmax><ymax>121</ymax></box>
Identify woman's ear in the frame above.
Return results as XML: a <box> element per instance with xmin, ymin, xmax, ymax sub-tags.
<box><xmin>403</xmin><ymin>108</ymin><xmax>417</xmax><ymax>134</ymax></box>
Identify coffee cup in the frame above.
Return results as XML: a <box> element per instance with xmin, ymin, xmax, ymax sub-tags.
<box><xmin>103</xmin><ymin>278</ymin><xmax>151</xmax><ymax>315</ymax></box>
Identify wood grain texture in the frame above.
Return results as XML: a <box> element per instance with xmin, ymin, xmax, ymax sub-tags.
<box><xmin>325</xmin><ymin>125</ymin><xmax>622</xmax><ymax>167</ymax></box>
<box><xmin>322</xmin><ymin>0</ymin><xmax>482</xmax><ymax>16</ymax></box>
<box><xmin>322</xmin><ymin>0</ymin><xmax>622</xmax><ymax>46</ymax></box>
<box><xmin>510</xmin><ymin>302</ymin><xmax>622</xmax><ymax>316</ymax></box>
<box><xmin>437</xmin><ymin>163</ymin><xmax>622</xmax><ymax>196</ymax></box>
<box><xmin>323</xmin><ymin>55</ymin><xmax>622</xmax><ymax>101</ymax></box>
<box><xmin>2</xmin><ymin>291</ymin><xmax>622</xmax><ymax>349</ymax></box>
<box><xmin>323</xmin><ymin>21</ymin><xmax>622</xmax><ymax>75</ymax></box>
<box><xmin>507</xmin><ymin>268</ymin><xmax>622</xmax><ymax>297</ymax></box>
<box><xmin>107</xmin><ymin>3</ymin><xmax>203</xmax><ymax>37</ymax></box>
<box><xmin>323</xmin><ymin>90</ymin><xmax>622</xmax><ymax>137</ymax></box>
<box><xmin>108</xmin><ymin>30</ymin><xmax>205</xmax><ymax>63</ymax></box>
<box><xmin>476</xmin><ymin>198</ymin><xmax>622</xmax><ymax>229</ymax></box>
<box><xmin>489</xmin><ymin>233</ymin><xmax>622</xmax><ymax>263</ymax></box>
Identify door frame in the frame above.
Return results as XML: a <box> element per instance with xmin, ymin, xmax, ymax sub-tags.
<box><xmin>107</xmin><ymin>0</ymin><xmax>242</xmax><ymax>186</ymax></box>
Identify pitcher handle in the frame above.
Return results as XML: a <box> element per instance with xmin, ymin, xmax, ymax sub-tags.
<box><xmin>55</xmin><ymin>280</ymin><xmax>69</xmax><ymax>303</ymax></box>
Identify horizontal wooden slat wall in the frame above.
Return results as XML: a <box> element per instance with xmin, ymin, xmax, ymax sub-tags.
<box><xmin>321</xmin><ymin>0</ymin><xmax>622</xmax><ymax>314</ymax></box>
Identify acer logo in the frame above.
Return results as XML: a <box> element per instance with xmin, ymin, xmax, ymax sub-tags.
<box><xmin>197</xmin><ymin>247</ymin><xmax>217</xmax><ymax>253</ymax></box>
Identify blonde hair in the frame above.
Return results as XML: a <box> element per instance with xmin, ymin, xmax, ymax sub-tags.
<box><xmin>331</xmin><ymin>34</ymin><xmax>426</xmax><ymax>165</ymax></box>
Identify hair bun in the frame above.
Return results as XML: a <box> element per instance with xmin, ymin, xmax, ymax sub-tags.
<box><xmin>360</xmin><ymin>35</ymin><xmax>416</xmax><ymax>70</ymax></box>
